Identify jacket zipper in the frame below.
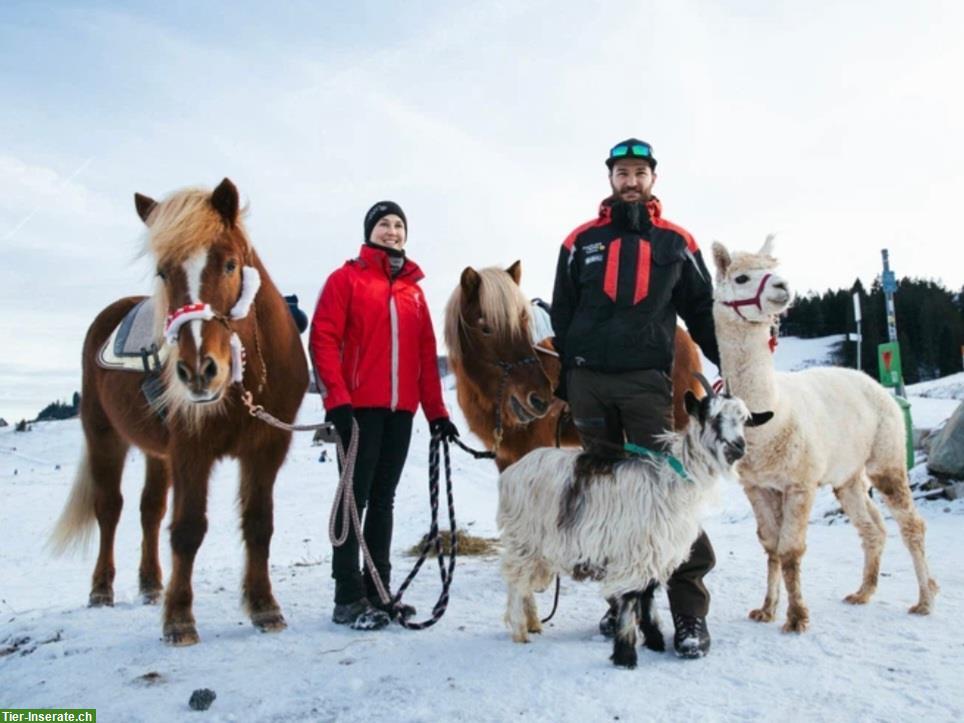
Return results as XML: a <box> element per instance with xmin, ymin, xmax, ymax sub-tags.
<box><xmin>389</xmin><ymin>284</ymin><xmax>399</xmax><ymax>411</ymax></box>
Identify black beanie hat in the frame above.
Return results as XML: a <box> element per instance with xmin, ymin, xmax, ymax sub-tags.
<box><xmin>605</xmin><ymin>138</ymin><xmax>657</xmax><ymax>170</ymax></box>
<box><xmin>364</xmin><ymin>200</ymin><xmax>407</xmax><ymax>242</ymax></box>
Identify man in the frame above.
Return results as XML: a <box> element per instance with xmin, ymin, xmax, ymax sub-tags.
<box><xmin>550</xmin><ymin>138</ymin><xmax>720</xmax><ymax>658</ymax></box>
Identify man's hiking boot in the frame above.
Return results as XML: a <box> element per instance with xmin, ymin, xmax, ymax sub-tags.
<box><xmin>673</xmin><ymin>613</ymin><xmax>711</xmax><ymax>658</ymax></box>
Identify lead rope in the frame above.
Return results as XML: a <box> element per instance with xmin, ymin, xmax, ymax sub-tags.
<box><xmin>328</xmin><ymin>426</ymin><xmax>457</xmax><ymax>630</ymax></box>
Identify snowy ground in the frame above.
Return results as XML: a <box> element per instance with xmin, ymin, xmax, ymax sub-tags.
<box><xmin>2</xmin><ymin>342</ymin><xmax>964</xmax><ymax>722</ymax></box>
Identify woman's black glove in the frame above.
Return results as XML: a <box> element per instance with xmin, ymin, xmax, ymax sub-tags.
<box><xmin>325</xmin><ymin>404</ymin><xmax>354</xmax><ymax>447</ymax></box>
<box><xmin>429</xmin><ymin>417</ymin><xmax>460</xmax><ymax>442</ymax></box>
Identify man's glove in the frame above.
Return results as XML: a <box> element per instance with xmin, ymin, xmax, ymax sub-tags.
<box><xmin>429</xmin><ymin>417</ymin><xmax>460</xmax><ymax>442</ymax></box>
<box><xmin>325</xmin><ymin>404</ymin><xmax>353</xmax><ymax>447</ymax></box>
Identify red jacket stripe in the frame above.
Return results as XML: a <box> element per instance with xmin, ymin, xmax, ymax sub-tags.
<box><xmin>633</xmin><ymin>239</ymin><xmax>651</xmax><ymax>304</ymax></box>
<box><xmin>651</xmin><ymin>215</ymin><xmax>698</xmax><ymax>252</ymax></box>
<box><xmin>603</xmin><ymin>238</ymin><xmax>621</xmax><ymax>302</ymax></box>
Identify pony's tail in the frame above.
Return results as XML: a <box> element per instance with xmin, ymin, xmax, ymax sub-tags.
<box><xmin>48</xmin><ymin>446</ymin><xmax>97</xmax><ymax>556</ymax></box>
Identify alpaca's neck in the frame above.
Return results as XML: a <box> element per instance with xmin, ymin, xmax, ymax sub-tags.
<box><xmin>713</xmin><ymin>306</ymin><xmax>780</xmax><ymax>412</ymax></box>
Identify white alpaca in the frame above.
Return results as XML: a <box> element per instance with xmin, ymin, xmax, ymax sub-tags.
<box><xmin>711</xmin><ymin>237</ymin><xmax>938</xmax><ymax>633</ymax></box>
<box><xmin>497</xmin><ymin>388</ymin><xmax>771</xmax><ymax>667</ymax></box>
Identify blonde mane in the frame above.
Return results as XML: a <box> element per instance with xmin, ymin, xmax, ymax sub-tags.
<box><xmin>144</xmin><ymin>187</ymin><xmax>250</xmax><ymax>267</ymax></box>
<box><xmin>444</xmin><ymin>266</ymin><xmax>531</xmax><ymax>364</ymax></box>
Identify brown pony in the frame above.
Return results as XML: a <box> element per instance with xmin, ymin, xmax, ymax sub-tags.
<box><xmin>444</xmin><ymin>261</ymin><xmax>703</xmax><ymax>471</ymax></box>
<box><xmin>50</xmin><ymin>179</ymin><xmax>308</xmax><ymax>646</ymax></box>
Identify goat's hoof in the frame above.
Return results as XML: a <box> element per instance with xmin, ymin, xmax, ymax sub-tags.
<box><xmin>748</xmin><ymin>608</ymin><xmax>774</xmax><ymax>623</ymax></box>
<box><xmin>908</xmin><ymin>602</ymin><xmax>932</xmax><ymax>616</ymax></box>
<box><xmin>88</xmin><ymin>591</ymin><xmax>114</xmax><ymax>607</ymax></box>
<box><xmin>252</xmin><ymin>609</ymin><xmax>287</xmax><ymax>633</ymax></box>
<box><xmin>611</xmin><ymin>652</ymin><xmax>638</xmax><ymax>669</ymax></box>
<box><xmin>163</xmin><ymin>622</ymin><xmax>200</xmax><ymax>646</ymax></box>
<box><xmin>843</xmin><ymin>591</ymin><xmax>871</xmax><ymax>605</ymax></box>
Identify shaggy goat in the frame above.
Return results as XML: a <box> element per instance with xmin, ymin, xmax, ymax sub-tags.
<box><xmin>497</xmin><ymin>387</ymin><xmax>771</xmax><ymax>668</ymax></box>
<box><xmin>711</xmin><ymin>237</ymin><xmax>938</xmax><ymax>633</ymax></box>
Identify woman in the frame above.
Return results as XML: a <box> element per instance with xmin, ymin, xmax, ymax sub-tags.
<box><xmin>310</xmin><ymin>200</ymin><xmax>459</xmax><ymax>630</ymax></box>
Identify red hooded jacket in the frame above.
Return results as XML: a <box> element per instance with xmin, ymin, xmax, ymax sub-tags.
<box><xmin>310</xmin><ymin>244</ymin><xmax>448</xmax><ymax>420</ymax></box>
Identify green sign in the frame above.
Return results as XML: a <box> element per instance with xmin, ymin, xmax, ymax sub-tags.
<box><xmin>877</xmin><ymin>341</ymin><xmax>903</xmax><ymax>388</ymax></box>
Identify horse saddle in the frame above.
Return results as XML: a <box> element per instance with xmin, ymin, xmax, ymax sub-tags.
<box><xmin>97</xmin><ymin>298</ymin><xmax>170</xmax><ymax>373</ymax></box>
<box><xmin>528</xmin><ymin>299</ymin><xmax>554</xmax><ymax>345</ymax></box>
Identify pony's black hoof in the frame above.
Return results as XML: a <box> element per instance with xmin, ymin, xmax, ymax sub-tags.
<box><xmin>252</xmin><ymin>610</ymin><xmax>287</xmax><ymax>633</ymax></box>
<box><xmin>88</xmin><ymin>591</ymin><xmax>114</xmax><ymax>607</ymax></box>
<box><xmin>641</xmin><ymin>626</ymin><xmax>665</xmax><ymax>652</ymax></box>
<box><xmin>140</xmin><ymin>588</ymin><xmax>163</xmax><ymax>605</ymax></box>
<box><xmin>163</xmin><ymin>622</ymin><xmax>200</xmax><ymax>646</ymax></box>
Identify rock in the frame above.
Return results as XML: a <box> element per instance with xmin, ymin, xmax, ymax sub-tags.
<box><xmin>927</xmin><ymin>402</ymin><xmax>964</xmax><ymax>479</ymax></box>
<box><xmin>0</xmin><ymin>418</ymin><xmax>7</xmax><ymax>427</ymax></box>
<box><xmin>189</xmin><ymin>688</ymin><xmax>216</xmax><ymax>711</ymax></box>
<box><xmin>945</xmin><ymin>481</ymin><xmax>964</xmax><ymax>500</ymax></box>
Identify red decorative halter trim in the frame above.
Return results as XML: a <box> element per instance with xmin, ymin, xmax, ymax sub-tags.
<box><xmin>722</xmin><ymin>273</ymin><xmax>772</xmax><ymax>321</ymax></box>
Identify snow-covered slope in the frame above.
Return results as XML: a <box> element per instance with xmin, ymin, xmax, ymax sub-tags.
<box><xmin>2</xmin><ymin>341</ymin><xmax>963</xmax><ymax>721</ymax></box>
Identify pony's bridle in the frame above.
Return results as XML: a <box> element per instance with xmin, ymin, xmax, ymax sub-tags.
<box><xmin>163</xmin><ymin>265</ymin><xmax>264</xmax><ymax>389</ymax></box>
<box><xmin>722</xmin><ymin>272</ymin><xmax>772</xmax><ymax>321</ymax></box>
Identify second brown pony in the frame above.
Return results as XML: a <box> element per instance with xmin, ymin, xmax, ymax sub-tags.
<box><xmin>50</xmin><ymin>179</ymin><xmax>308</xmax><ymax>646</ymax></box>
<box><xmin>444</xmin><ymin>262</ymin><xmax>703</xmax><ymax>470</ymax></box>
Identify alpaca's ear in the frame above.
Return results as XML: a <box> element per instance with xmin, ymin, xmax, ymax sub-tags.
<box><xmin>506</xmin><ymin>260</ymin><xmax>522</xmax><ymax>285</ymax></box>
<box><xmin>759</xmin><ymin>233</ymin><xmax>776</xmax><ymax>258</ymax></box>
<box><xmin>684</xmin><ymin>390</ymin><xmax>701</xmax><ymax>419</ymax></box>
<box><xmin>460</xmin><ymin>266</ymin><xmax>481</xmax><ymax>300</ymax></box>
<box><xmin>211</xmin><ymin>178</ymin><xmax>240</xmax><ymax>226</ymax></box>
<box><xmin>747</xmin><ymin>410</ymin><xmax>774</xmax><ymax>427</ymax></box>
<box><xmin>711</xmin><ymin>241</ymin><xmax>731</xmax><ymax>279</ymax></box>
<box><xmin>134</xmin><ymin>193</ymin><xmax>157</xmax><ymax>225</ymax></box>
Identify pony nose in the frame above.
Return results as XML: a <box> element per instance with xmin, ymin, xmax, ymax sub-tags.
<box><xmin>200</xmin><ymin>356</ymin><xmax>219</xmax><ymax>383</ymax></box>
<box><xmin>528</xmin><ymin>393</ymin><xmax>549</xmax><ymax>415</ymax></box>
<box><xmin>176</xmin><ymin>361</ymin><xmax>193</xmax><ymax>385</ymax></box>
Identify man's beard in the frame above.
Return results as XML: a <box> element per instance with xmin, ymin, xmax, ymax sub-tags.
<box><xmin>610</xmin><ymin>198</ymin><xmax>652</xmax><ymax>232</ymax></box>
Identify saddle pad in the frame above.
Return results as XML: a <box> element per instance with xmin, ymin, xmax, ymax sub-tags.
<box><xmin>97</xmin><ymin>298</ymin><xmax>169</xmax><ymax>372</ymax></box>
<box><xmin>528</xmin><ymin>300</ymin><xmax>554</xmax><ymax>345</ymax></box>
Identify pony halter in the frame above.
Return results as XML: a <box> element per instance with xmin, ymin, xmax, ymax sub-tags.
<box><xmin>722</xmin><ymin>273</ymin><xmax>772</xmax><ymax>321</ymax></box>
<box><xmin>163</xmin><ymin>265</ymin><xmax>261</xmax><ymax>384</ymax></box>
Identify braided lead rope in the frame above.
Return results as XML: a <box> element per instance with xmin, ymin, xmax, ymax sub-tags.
<box><xmin>238</xmin><ymin>389</ymin><xmax>333</xmax><ymax>432</ymax></box>
<box><xmin>394</xmin><ymin>436</ymin><xmax>458</xmax><ymax>630</ymax></box>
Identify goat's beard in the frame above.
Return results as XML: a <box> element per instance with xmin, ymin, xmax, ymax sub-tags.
<box><xmin>610</xmin><ymin>199</ymin><xmax>653</xmax><ymax>232</ymax></box>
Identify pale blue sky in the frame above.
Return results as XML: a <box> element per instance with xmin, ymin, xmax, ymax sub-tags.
<box><xmin>2</xmin><ymin>0</ymin><xmax>963</xmax><ymax>421</ymax></box>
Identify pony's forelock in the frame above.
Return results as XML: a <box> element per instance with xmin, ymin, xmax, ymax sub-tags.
<box><xmin>144</xmin><ymin>187</ymin><xmax>250</xmax><ymax>267</ymax></box>
<box><xmin>444</xmin><ymin>266</ymin><xmax>530</xmax><ymax>363</ymax></box>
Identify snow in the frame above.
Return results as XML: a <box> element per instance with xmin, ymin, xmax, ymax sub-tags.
<box><xmin>2</xmin><ymin>340</ymin><xmax>964</xmax><ymax>721</ymax></box>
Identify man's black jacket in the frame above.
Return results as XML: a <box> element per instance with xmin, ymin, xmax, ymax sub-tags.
<box><xmin>550</xmin><ymin>197</ymin><xmax>719</xmax><ymax>375</ymax></box>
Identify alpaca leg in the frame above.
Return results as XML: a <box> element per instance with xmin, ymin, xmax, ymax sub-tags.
<box><xmin>163</xmin><ymin>453</ymin><xmax>213</xmax><ymax>646</ymax></box>
<box><xmin>777</xmin><ymin>487</ymin><xmax>815</xmax><ymax>633</ymax></box>
<box><xmin>610</xmin><ymin>593</ymin><xmax>639</xmax><ymax>669</ymax></box>
<box><xmin>139</xmin><ymin>456</ymin><xmax>170</xmax><ymax>604</ymax></box>
<box><xmin>87</xmin><ymin>430</ymin><xmax>129</xmax><ymax>607</ymax></box>
<box><xmin>833</xmin><ymin>475</ymin><xmax>886</xmax><ymax>605</ymax></box>
<box><xmin>505</xmin><ymin>584</ymin><xmax>530</xmax><ymax>643</ymax></box>
<box><xmin>744</xmin><ymin>486</ymin><xmax>783</xmax><ymax>622</ymax></box>
<box><xmin>523</xmin><ymin>594</ymin><xmax>542</xmax><ymax>635</ymax></box>
<box><xmin>239</xmin><ymin>443</ymin><xmax>287</xmax><ymax>632</ymax></box>
<box><xmin>869</xmin><ymin>469</ymin><xmax>939</xmax><ymax>615</ymax></box>
<box><xmin>636</xmin><ymin>583</ymin><xmax>664</xmax><ymax>652</ymax></box>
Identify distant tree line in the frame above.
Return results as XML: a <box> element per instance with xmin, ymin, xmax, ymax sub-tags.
<box><xmin>35</xmin><ymin>392</ymin><xmax>81</xmax><ymax>422</ymax></box>
<box><xmin>782</xmin><ymin>278</ymin><xmax>964</xmax><ymax>383</ymax></box>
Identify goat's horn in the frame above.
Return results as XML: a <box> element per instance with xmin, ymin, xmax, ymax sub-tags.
<box><xmin>693</xmin><ymin>372</ymin><xmax>715</xmax><ymax>398</ymax></box>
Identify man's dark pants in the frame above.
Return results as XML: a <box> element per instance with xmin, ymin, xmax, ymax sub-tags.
<box><xmin>568</xmin><ymin>367</ymin><xmax>716</xmax><ymax>617</ymax></box>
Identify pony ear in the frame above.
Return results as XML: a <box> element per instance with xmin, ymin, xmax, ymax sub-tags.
<box><xmin>759</xmin><ymin>233</ymin><xmax>776</xmax><ymax>257</ymax></box>
<box><xmin>460</xmin><ymin>267</ymin><xmax>481</xmax><ymax>300</ymax></box>
<box><xmin>711</xmin><ymin>241</ymin><xmax>731</xmax><ymax>279</ymax></box>
<box><xmin>506</xmin><ymin>260</ymin><xmax>522</xmax><ymax>285</ymax></box>
<box><xmin>747</xmin><ymin>410</ymin><xmax>774</xmax><ymax>427</ymax></box>
<box><xmin>211</xmin><ymin>178</ymin><xmax>240</xmax><ymax>226</ymax></box>
<box><xmin>134</xmin><ymin>193</ymin><xmax>157</xmax><ymax>225</ymax></box>
<box><xmin>684</xmin><ymin>390</ymin><xmax>701</xmax><ymax>419</ymax></box>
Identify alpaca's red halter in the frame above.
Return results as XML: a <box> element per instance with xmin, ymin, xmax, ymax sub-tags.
<box><xmin>722</xmin><ymin>273</ymin><xmax>773</xmax><ymax>321</ymax></box>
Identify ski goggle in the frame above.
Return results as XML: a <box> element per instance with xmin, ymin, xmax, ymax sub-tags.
<box><xmin>609</xmin><ymin>142</ymin><xmax>653</xmax><ymax>160</ymax></box>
